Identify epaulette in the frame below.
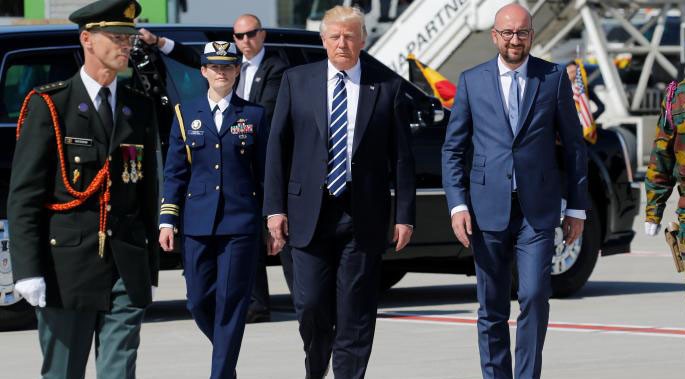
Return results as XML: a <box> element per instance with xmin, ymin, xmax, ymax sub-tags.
<box><xmin>34</xmin><ymin>80</ymin><xmax>68</xmax><ymax>94</ymax></box>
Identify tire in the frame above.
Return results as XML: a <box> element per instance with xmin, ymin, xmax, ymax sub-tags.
<box><xmin>0</xmin><ymin>300</ymin><xmax>35</xmax><ymax>331</ymax></box>
<box><xmin>379</xmin><ymin>269</ymin><xmax>406</xmax><ymax>292</ymax></box>
<box><xmin>550</xmin><ymin>200</ymin><xmax>601</xmax><ymax>298</ymax></box>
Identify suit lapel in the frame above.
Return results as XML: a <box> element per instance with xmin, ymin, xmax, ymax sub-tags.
<box><xmin>352</xmin><ymin>63</ymin><xmax>379</xmax><ymax>156</ymax></box>
<box><xmin>483</xmin><ymin>58</ymin><xmax>513</xmax><ymax>139</ymax></box>
<box><xmin>72</xmin><ymin>75</ymin><xmax>108</xmax><ymax>147</ymax></box>
<box><xmin>514</xmin><ymin>57</ymin><xmax>540</xmax><ymax>140</ymax></box>
<box><xmin>196</xmin><ymin>100</ymin><xmax>219</xmax><ymax>139</ymax></box>
<box><xmin>314</xmin><ymin>61</ymin><xmax>329</xmax><ymax>143</ymax></box>
<box><xmin>108</xmin><ymin>87</ymin><xmax>134</xmax><ymax>155</ymax></box>
<box><xmin>248</xmin><ymin>62</ymin><xmax>267</xmax><ymax>103</ymax></box>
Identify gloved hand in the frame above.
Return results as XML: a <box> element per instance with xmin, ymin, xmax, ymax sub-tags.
<box><xmin>14</xmin><ymin>277</ymin><xmax>46</xmax><ymax>307</ymax></box>
<box><xmin>645</xmin><ymin>222</ymin><xmax>661</xmax><ymax>236</ymax></box>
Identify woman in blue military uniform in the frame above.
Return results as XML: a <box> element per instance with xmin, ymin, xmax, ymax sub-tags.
<box><xmin>158</xmin><ymin>41</ymin><xmax>267</xmax><ymax>379</ymax></box>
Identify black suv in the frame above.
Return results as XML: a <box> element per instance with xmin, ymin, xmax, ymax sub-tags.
<box><xmin>0</xmin><ymin>25</ymin><xmax>639</xmax><ymax>330</ymax></box>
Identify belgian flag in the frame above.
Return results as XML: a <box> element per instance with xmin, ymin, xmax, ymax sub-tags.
<box><xmin>407</xmin><ymin>53</ymin><xmax>456</xmax><ymax>108</ymax></box>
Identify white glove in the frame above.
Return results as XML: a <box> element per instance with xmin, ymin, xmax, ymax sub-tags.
<box><xmin>645</xmin><ymin>222</ymin><xmax>661</xmax><ymax>236</ymax></box>
<box><xmin>15</xmin><ymin>277</ymin><xmax>46</xmax><ymax>307</ymax></box>
<box><xmin>151</xmin><ymin>286</ymin><xmax>158</xmax><ymax>301</ymax></box>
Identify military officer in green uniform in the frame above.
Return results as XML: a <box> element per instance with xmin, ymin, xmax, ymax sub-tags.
<box><xmin>7</xmin><ymin>1</ymin><xmax>159</xmax><ymax>378</ymax></box>
<box><xmin>645</xmin><ymin>79</ymin><xmax>685</xmax><ymax>242</ymax></box>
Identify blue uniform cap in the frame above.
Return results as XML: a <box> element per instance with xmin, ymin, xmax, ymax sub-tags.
<box><xmin>201</xmin><ymin>41</ymin><xmax>240</xmax><ymax>65</ymax></box>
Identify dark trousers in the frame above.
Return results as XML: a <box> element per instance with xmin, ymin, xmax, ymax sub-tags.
<box><xmin>36</xmin><ymin>278</ymin><xmax>145</xmax><ymax>379</ymax></box>
<box><xmin>249</xmin><ymin>238</ymin><xmax>293</xmax><ymax>313</ymax></box>
<box><xmin>183</xmin><ymin>234</ymin><xmax>258</xmax><ymax>379</ymax></box>
<box><xmin>471</xmin><ymin>196</ymin><xmax>555</xmax><ymax>379</ymax></box>
<box><xmin>291</xmin><ymin>194</ymin><xmax>382</xmax><ymax>379</ymax></box>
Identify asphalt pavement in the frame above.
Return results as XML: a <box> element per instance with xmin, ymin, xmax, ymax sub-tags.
<box><xmin>2</xmin><ymin>183</ymin><xmax>684</xmax><ymax>378</ymax></box>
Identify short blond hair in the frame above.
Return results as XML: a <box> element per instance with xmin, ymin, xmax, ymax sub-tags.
<box><xmin>320</xmin><ymin>5</ymin><xmax>367</xmax><ymax>38</ymax></box>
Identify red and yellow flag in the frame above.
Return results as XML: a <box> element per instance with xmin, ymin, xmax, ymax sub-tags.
<box><xmin>407</xmin><ymin>53</ymin><xmax>456</xmax><ymax>108</ymax></box>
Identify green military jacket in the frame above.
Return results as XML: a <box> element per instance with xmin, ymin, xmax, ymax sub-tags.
<box><xmin>8</xmin><ymin>72</ymin><xmax>159</xmax><ymax>311</ymax></box>
<box><xmin>645</xmin><ymin>79</ymin><xmax>685</xmax><ymax>226</ymax></box>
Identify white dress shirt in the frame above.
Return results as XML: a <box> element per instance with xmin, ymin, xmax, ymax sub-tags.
<box><xmin>159</xmin><ymin>38</ymin><xmax>175</xmax><ymax>54</ymax></box>
<box><xmin>327</xmin><ymin>59</ymin><xmax>361</xmax><ymax>181</ymax></box>
<box><xmin>208</xmin><ymin>91</ymin><xmax>233</xmax><ymax>132</ymax></box>
<box><xmin>450</xmin><ymin>56</ymin><xmax>585</xmax><ymax>220</ymax></box>
<box><xmin>237</xmin><ymin>47</ymin><xmax>265</xmax><ymax>100</ymax></box>
<box><xmin>80</xmin><ymin>66</ymin><xmax>117</xmax><ymax>118</ymax></box>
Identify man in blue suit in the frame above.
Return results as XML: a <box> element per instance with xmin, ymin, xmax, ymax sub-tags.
<box><xmin>158</xmin><ymin>41</ymin><xmax>267</xmax><ymax>379</ymax></box>
<box><xmin>264</xmin><ymin>6</ymin><xmax>415</xmax><ymax>379</ymax></box>
<box><xmin>442</xmin><ymin>4</ymin><xmax>588</xmax><ymax>379</ymax></box>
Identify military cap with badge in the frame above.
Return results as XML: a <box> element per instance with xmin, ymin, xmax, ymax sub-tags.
<box><xmin>201</xmin><ymin>40</ymin><xmax>241</xmax><ymax>65</ymax></box>
<box><xmin>69</xmin><ymin>0</ymin><xmax>141</xmax><ymax>35</ymax></box>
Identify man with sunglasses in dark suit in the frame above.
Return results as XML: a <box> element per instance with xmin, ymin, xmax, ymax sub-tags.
<box><xmin>139</xmin><ymin>15</ymin><xmax>288</xmax><ymax>323</ymax></box>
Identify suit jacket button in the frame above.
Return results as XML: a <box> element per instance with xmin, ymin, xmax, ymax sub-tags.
<box><xmin>215</xmin><ymin>185</ymin><xmax>220</xmax><ymax>191</ymax></box>
<box><xmin>108</xmin><ymin>156</ymin><xmax>112</xmax><ymax>161</ymax></box>
<box><xmin>106</xmin><ymin>205</ymin><xmax>111</xmax><ymax>212</ymax></box>
<box><xmin>215</xmin><ymin>144</ymin><xmax>220</xmax><ymax>149</ymax></box>
<box><xmin>240</xmin><ymin>149</ymin><xmax>245</xmax><ymax>154</ymax></box>
<box><xmin>241</xmin><ymin>141</ymin><xmax>246</xmax><ymax>146</ymax></box>
<box><xmin>74</xmin><ymin>156</ymin><xmax>81</xmax><ymax>164</ymax></box>
<box><xmin>106</xmin><ymin>229</ymin><xmax>112</xmax><ymax>237</ymax></box>
<box><xmin>214</xmin><ymin>164</ymin><xmax>219</xmax><ymax>169</ymax></box>
<box><xmin>50</xmin><ymin>238</ymin><xmax>57</xmax><ymax>246</ymax></box>
<box><xmin>191</xmin><ymin>142</ymin><xmax>196</xmax><ymax>146</ymax></box>
<box><xmin>187</xmin><ymin>193</ymin><xmax>192</xmax><ymax>197</ymax></box>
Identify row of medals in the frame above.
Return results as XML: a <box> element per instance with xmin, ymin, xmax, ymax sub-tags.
<box><xmin>122</xmin><ymin>159</ymin><xmax>143</xmax><ymax>184</ymax></box>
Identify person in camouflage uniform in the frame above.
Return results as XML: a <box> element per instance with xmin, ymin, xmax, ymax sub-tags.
<box><xmin>645</xmin><ymin>79</ymin><xmax>685</xmax><ymax>241</ymax></box>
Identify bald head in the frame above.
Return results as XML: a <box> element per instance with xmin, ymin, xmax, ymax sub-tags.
<box><xmin>233</xmin><ymin>13</ymin><xmax>266</xmax><ymax>59</ymax></box>
<box><xmin>491</xmin><ymin>3</ymin><xmax>534</xmax><ymax>69</ymax></box>
<box><xmin>494</xmin><ymin>3</ymin><xmax>532</xmax><ymax>30</ymax></box>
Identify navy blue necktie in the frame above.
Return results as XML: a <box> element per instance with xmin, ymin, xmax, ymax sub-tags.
<box><xmin>326</xmin><ymin>71</ymin><xmax>348</xmax><ymax>197</ymax></box>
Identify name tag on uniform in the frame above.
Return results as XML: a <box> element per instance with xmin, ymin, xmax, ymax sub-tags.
<box><xmin>64</xmin><ymin>137</ymin><xmax>93</xmax><ymax>147</ymax></box>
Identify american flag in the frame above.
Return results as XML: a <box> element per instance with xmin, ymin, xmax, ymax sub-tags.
<box><xmin>571</xmin><ymin>60</ymin><xmax>597</xmax><ymax>144</ymax></box>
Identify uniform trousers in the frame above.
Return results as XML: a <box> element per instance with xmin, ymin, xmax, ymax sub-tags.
<box><xmin>182</xmin><ymin>234</ymin><xmax>258</xmax><ymax>379</ymax></box>
<box><xmin>471</xmin><ymin>195</ymin><xmax>555</xmax><ymax>379</ymax></box>
<box><xmin>291</xmin><ymin>192</ymin><xmax>382</xmax><ymax>379</ymax></box>
<box><xmin>36</xmin><ymin>277</ymin><xmax>145</xmax><ymax>379</ymax></box>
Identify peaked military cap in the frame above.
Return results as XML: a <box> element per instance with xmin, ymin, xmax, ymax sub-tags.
<box><xmin>69</xmin><ymin>0</ymin><xmax>141</xmax><ymax>35</ymax></box>
<box><xmin>201</xmin><ymin>41</ymin><xmax>241</xmax><ymax>65</ymax></box>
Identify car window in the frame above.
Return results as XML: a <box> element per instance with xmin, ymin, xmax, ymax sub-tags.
<box><xmin>161</xmin><ymin>45</ymin><xmax>207</xmax><ymax>104</ymax></box>
<box><xmin>0</xmin><ymin>48</ymin><xmax>80</xmax><ymax>124</ymax></box>
<box><xmin>302</xmin><ymin>47</ymin><xmax>327</xmax><ymax>63</ymax></box>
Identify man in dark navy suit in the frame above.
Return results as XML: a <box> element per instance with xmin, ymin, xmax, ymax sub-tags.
<box><xmin>442</xmin><ymin>4</ymin><xmax>588</xmax><ymax>379</ymax></box>
<box><xmin>264</xmin><ymin>6</ymin><xmax>415</xmax><ymax>379</ymax></box>
<box><xmin>141</xmin><ymin>14</ymin><xmax>289</xmax><ymax>322</ymax></box>
<box><xmin>158</xmin><ymin>41</ymin><xmax>267</xmax><ymax>379</ymax></box>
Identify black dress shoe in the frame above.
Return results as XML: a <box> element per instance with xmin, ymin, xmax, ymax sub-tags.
<box><xmin>245</xmin><ymin>309</ymin><xmax>271</xmax><ymax>323</ymax></box>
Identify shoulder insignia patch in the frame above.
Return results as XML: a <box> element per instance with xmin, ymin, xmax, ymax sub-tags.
<box><xmin>34</xmin><ymin>81</ymin><xmax>67</xmax><ymax>94</ymax></box>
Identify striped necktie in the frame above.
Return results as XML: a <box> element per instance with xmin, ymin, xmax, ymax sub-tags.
<box><xmin>326</xmin><ymin>71</ymin><xmax>348</xmax><ymax>197</ymax></box>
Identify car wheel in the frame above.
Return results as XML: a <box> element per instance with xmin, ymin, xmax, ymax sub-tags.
<box><xmin>379</xmin><ymin>269</ymin><xmax>406</xmax><ymax>292</ymax></box>
<box><xmin>550</xmin><ymin>199</ymin><xmax>601</xmax><ymax>298</ymax></box>
<box><xmin>0</xmin><ymin>225</ymin><xmax>36</xmax><ymax>331</ymax></box>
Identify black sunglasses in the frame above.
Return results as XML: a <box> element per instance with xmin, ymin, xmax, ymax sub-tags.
<box><xmin>233</xmin><ymin>29</ymin><xmax>262</xmax><ymax>40</ymax></box>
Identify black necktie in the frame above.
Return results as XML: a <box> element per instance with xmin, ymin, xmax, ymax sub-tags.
<box><xmin>98</xmin><ymin>87</ymin><xmax>113</xmax><ymax>140</ymax></box>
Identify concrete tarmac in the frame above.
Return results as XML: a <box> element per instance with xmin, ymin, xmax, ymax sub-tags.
<box><xmin>2</xmin><ymin>185</ymin><xmax>684</xmax><ymax>378</ymax></box>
